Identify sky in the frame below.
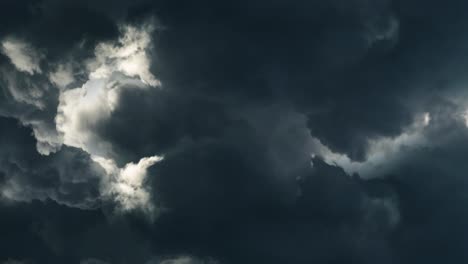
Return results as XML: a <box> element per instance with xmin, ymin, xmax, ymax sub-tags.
<box><xmin>1</xmin><ymin>0</ymin><xmax>468</xmax><ymax>263</ymax></box>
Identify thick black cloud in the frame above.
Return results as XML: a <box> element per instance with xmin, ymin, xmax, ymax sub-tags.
<box><xmin>149</xmin><ymin>152</ymin><xmax>397</xmax><ymax>264</ymax></box>
<box><xmin>2</xmin><ymin>0</ymin><xmax>468</xmax><ymax>263</ymax></box>
<box><xmin>143</xmin><ymin>0</ymin><xmax>407</xmax><ymax>160</ymax></box>
<box><xmin>0</xmin><ymin>199</ymin><xmax>157</xmax><ymax>264</ymax></box>
<box><xmin>0</xmin><ymin>117</ymin><xmax>103</xmax><ymax>208</ymax></box>
<box><xmin>95</xmin><ymin>87</ymin><xmax>233</xmax><ymax>165</ymax></box>
<box><xmin>142</xmin><ymin>0</ymin><xmax>468</xmax><ymax>159</ymax></box>
<box><xmin>386</xmin><ymin>120</ymin><xmax>468</xmax><ymax>264</ymax></box>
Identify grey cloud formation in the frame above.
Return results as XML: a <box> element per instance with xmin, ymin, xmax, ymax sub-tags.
<box><xmin>1</xmin><ymin>38</ymin><xmax>43</xmax><ymax>75</ymax></box>
<box><xmin>1</xmin><ymin>0</ymin><xmax>468</xmax><ymax>263</ymax></box>
<box><xmin>0</xmin><ymin>117</ymin><xmax>103</xmax><ymax>209</ymax></box>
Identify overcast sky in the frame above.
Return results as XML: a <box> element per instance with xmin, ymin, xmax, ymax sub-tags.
<box><xmin>1</xmin><ymin>0</ymin><xmax>468</xmax><ymax>263</ymax></box>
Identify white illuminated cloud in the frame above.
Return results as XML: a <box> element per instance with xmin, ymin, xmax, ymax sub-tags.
<box><xmin>87</xmin><ymin>22</ymin><xmax>160</xmax><ymax>87</ymax></box>
<box><xmin>53</xmin><ymin>21</ymin><xmax>162</xmax><ymax>214</ymax></box>
<box><xmin>1</xmin><ymin>38</ymin><xmax>43</xmax><ymax>75</ymax></box>
<box><xmin>56</xmin><ymin>78</ymin><xmax>116</xmax><ymax>157</ymax></box>
<box><xmin>0</xmin><ymin>21</ymin><xmax>160</xmax><ymax>158</ymax></box>
<box><xmin>92</xmin><ymin>155</ymin><xmax>163</xmax><ymax>214</ymax></box>
<box><xmin>56</xmin><ymin>20</ymin><xmax>160</xmax><ymax>157</ymax></box>
<box><xmin>423</xmin><ymin>112</ymin><xmax>431</xmax><ymax>126</ymax></box>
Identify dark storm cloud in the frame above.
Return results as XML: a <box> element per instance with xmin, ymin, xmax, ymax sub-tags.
<box><xmin>385</xmin><ymin>124</ymin><xmax>468</xmax><ymax>263</ymax></box>
<box><xmin>0</xmin><ymin>63</ymin><xmax>61</xmax><ymax>154</ymax></box>
<box><xmin>0</xmin><ymin>199</ymin><xmax>157</xmax><ymax>264</ymax></box>
<box><xmin>95</xmin><ymin>0</ymin><xmax>405</xmax><ymax>161</ymax></box>
<box><xmin>144</xmin><ymin>0</ymin><xmax>407</xmax><ymax>160</ymax></box>
<box><xmin>94</xmin><ymin>86</ymin><xmax>232</xmax><ymax>165</ymax></box>
<box><xmin>143</xmin><ymin>0</ymin><xmax>468</xmax><ymax>159</ymax></box>
<box><xmin>1</xmin><ymin>0</ymin><xmax>468</xmax><ymax>263</ymax></box>
<box><xmin>149</xmin><ymin>156</ymin><xmax>398</xmax><ymax>264</ymax></box>
<box><xmin>0</xmin><ymin>116</ymin><xmax>103</xmax><ymax>208</ymax></box>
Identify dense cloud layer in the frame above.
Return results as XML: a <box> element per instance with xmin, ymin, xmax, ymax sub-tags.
<box><xmin>1</xmin><ymin>0</ymin><xmax>468</xmax><ymax>263</ymax></box>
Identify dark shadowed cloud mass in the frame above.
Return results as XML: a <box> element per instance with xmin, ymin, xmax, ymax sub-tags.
<box><xmin>1</xmin><ymin>0</ymin><xmax>468</xmax><ymax>263</ymax></box>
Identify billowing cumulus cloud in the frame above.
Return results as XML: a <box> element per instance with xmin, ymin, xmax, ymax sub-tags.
<box><xmin>93</xmin><ymin>155</ymin><xmax>163</xmax><ymax>214</ymax></box>
<box><xmin>52</xmin><ymin>22</ymin><xmax>162</xmax><ymax>213</ymax></box>
<box><xmin>0</xmin><ymin>18</ymin><xmax>163</xmax><ymax>213</ymax></box>
<box><xmin>1</xmin><ymin>0</ymin><xmax>468</xmax><ymax>263</ymax></box>
<box><xmin>87</xmin><ymin>21</ymin><xmax>160</xmax><ymax>87</ymax></box>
